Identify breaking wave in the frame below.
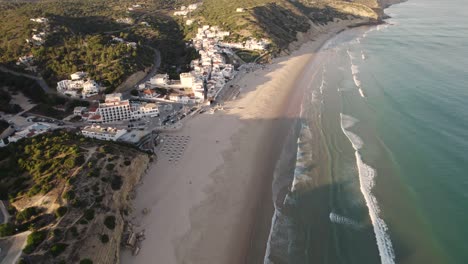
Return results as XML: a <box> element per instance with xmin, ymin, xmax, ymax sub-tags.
<box><xmin>329</xmin><ymin>212</ymin><xmax>362</xmax><ymax>229</ymax></box>
<box><xmin>347</xmin><ymin>50</ymin><xmax>366</xmax><ymax>98</ymax></box>
<box><xmin>340</xmin><ymin>114</ymin><xmax>396</xmax><ymax>264</ymax></box>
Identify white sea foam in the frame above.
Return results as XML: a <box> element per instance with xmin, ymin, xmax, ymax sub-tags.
<box><xmin>359</xmin><ymin>88</ymin><xmax>366</xmax><ymax>98</ymax></box>
<box><xmin>319</xmin><ymin>68</ymin><xmax>326</xmax><ymax>95</ymax></box>
<box><xmin>329</xmin><ymin>212</ymin><xmax>362</xmax><ymax>229</ymax></box>
<box><xmin>340</xmin><ymin>114</ymin><xmax>396</xmax><ymax>264</ymax></box>
<box><xmin>351</xmin><ymin>64</ymin><xmax>360</xmax><ymax>75</ymax></box>
<box><xmin>347</xmin><ymin>50</ymin><xmax>366</xmax><ymax>98</ymax></box>
<box><xmin>361</xmin><ymin>51</ymin><xmax>367</xmax><ymax>60</ymax></box>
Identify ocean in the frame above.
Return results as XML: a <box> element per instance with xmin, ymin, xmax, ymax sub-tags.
<box><xmin>264</xmin><ymin>0</ymin><xmax>468</xmax><ymax>263</ymax></box>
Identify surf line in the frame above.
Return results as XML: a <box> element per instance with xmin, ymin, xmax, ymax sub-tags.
<box><xmin>346</xmin><ymin>49</ymin><xmax>366</xmax><ymax>98</ymax></box>
<box><xmin>340</xmin><ymin>114</ymin><xmax>396</xmax><ymax>264</ymax></box>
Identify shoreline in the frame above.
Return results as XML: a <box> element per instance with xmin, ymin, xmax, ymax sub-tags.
<box><xmin>121</xmin><ymin>17</ymin><xmax>382</xmax><ymax>264</ymax></box>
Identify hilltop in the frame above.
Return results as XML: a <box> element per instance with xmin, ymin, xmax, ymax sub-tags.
<box><xmin>0</xmin><ymin>131</ymin><xmax>149</xmax><ymax>264</ymax></box>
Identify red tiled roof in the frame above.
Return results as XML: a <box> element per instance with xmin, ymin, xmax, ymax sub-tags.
<box><xmin>89</xmin><ymin>114</ymin><xmax>101</xmax><ymax>120</ymax></box>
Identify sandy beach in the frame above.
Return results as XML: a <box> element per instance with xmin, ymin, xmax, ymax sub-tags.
<box><xmin>121</xmin><ymin>19</ymin><xmax>368</xmax><ymax>264</ymax></box>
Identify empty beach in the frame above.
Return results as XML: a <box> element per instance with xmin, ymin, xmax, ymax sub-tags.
<box><xmin>121</xmin><ymin>19</ymin><xmax>368</xmax><ymax>264</ymax></box>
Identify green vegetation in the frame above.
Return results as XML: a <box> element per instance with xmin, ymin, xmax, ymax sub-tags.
<box><xmin>0</xmin><ymin>0</ymin><xmax>196</xmax><ymax>92</ymax></box>
<box><xmin>0</xmin><ymin>223</ymin><xmax>15</xmax><ymax>237</ymax></box>
<box><xmin>0</xmin><ymin>71</ymin><xmax>89</xmax><ymax>119</ymax></box>
<box><xmin>52</xmin><ymin>228</ymin><xmax>63</xmax><ymax>240</ymax></box>
<box><xmin>100</xmin><ymin>234</ymin><xmax>109</xmax><ymax>243</ymax></box>
<box><xmin>104</xmin><ymin>215</ymin><xmax>116</xmax><ymax>230</ymax></box>
<box><xmin>0</xmin><ymin>88</ymin><xmax>22</xmax><ymax>114</ymax></box>
<box><xmin>50</xmin><ymin>243</ymin><xmax>68</xmax><ymax>257</ymax></box>
<box><xmin>111</xmin><ymin>175</ymin><xmax>123</xmax><ymax>191</ymax></box>
<box><xmin>23</xmin><ymin>230</ymin><xmax>48</xmax><ymax>254</ymax></box>
<box><xmin>70</xmin><ymin>226</ymin><xmax>79</xmax><ymax>237</ymax></box>
<box><xmin>55</xmin><ymin>206</ymin><xmax>68</xmax><ymax>218</ymax></box>
<box><xmin>80</xmin><ymin>259</ymin><xmax>93</xmax><ymax>264</ymax></box>
<box><xmin>84</xmin><ymin>208</ymin><xmax>95</xmax><ymax>221</ymax></box>
<box><xmin>16</xmin><ymin>207</ymin><xmax>40</xmax><ymax>223</ymax></box>
<box><xmin>0</xmin><ymin>131</ymin><xmax>85</xmax><ymax>200</ymax></box>
<box><xmin>236</xmin><ymin>50</ymin><xmax>261</xmax><ymax>63</ymax></box>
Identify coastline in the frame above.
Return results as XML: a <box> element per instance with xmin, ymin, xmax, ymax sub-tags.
<box><xmin>121</xmin><ymin>17</ymin><xmax>380</xmax><ymax>264</ymax></box>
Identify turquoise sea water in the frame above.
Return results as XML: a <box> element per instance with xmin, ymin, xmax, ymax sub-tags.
<box><xmin>265</xmin><ymin>0</ymin><xmax>468</xmax><ymax>263</ymax></box>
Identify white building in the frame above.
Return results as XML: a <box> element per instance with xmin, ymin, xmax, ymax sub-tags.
<box><xmin>31</xmin><ymin>33</ymin><xmax>46</xmax><ymax>44</ymax></box>
<box><xmin>116</xmin><ymin>18</ymin><xmax>134</xmax><ymax>25</ymax></box>
<box><xmin>74</xmin><ymin>106</ymin><xmax>88</xmax><ymax>116</ymax></box>
<box><xmin>88</xmin><ymin>94</ymin><xmax>160</xmax><ymax>123</ymax></box>
<box><xmin>57</xmin><ymin>72</ymin><xmax>100</xmax><ymax>98</ymax></box>
<box><xmin>92</xmin><ymin>93</ymin><xmax>132</xmax><ymax>123</ymax></box>
<box><xmin>81</xmin><ymin>125</ymin><xmax>127</xmax><ymax>141</ymax></box>
<box><xmin>71</xmin><ymin>71</ymin><xmax>87</xmax><ymax>80</ymax></box>
<box><xmin>150</xmin><ymin>74</ymin><xmax>169</xmax><ymax>86</ymax></box>
<box><xmin>188</xmin><ymin>4</ymin><xmax>199</xmax><ymax>10</ymax></box>
<box><xmin>174</xmin><ymin>10</ymin><xmax>189</xmax><ymax>16</ymax></box>
<box><xmin>30</xmin><ymin>17</ymin><xmax>48</xmax><ymax>23</ymax></box>
<box><xmin>169</xmin><ymin>94</ymin><xmax>190</xmax><ymax>104</ymax></box>
<box><xmin>7</xmin><ymin>123</ymin><xmax>51</xmax><ymax>143</ymax></box>
<box><xmin>186</xmin><ymin>19</ymin><xmax>194</xmax><ymax>26</ymax></box>
<box><xmin>82</xmin><ymin>80</ymin><xmax>99</xmax><ymax>97</ymax></box>
<box><xmin>236</xmin><ymin>8</ymin><xmax>245</xmax><ymax>12</ymax></box>
<box><xmin>180</xmin><ymin>72</ymin><xmax>194</xmax><ymax>88</ymax></box>
<box><xmin>17</xmin><ymin>55</ymin><xmax>34</xmax><ymax>66</ymax></box>
<box><xmin>131</xmin><ymin>102</ymin><xmax>159</xmax><ymax>119</ymax></box>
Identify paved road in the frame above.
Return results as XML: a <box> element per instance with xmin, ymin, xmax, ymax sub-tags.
<box><xmin>0</xmin><ymin>66</ymin><xmax>54</xmax><ymax>94</ymax></box>
<box><xmin>120</xmin><ymin>47</ymin><xmax>161</xmax><ymax>99</ymax></box>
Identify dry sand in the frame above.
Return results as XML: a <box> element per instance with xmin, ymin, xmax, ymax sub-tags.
<box><xmin>121</xmin><ymin>19</ymin><xmax>367</xmax><ymax>264</ymax></box>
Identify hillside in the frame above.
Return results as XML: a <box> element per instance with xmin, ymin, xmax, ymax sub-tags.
<box><xmin>180</xmin><ymin>0</ymin><xmax>391</xmax><ymax>51</ymax></box>
<box><xmin>0</xmin><ymin>131</ymin><xmax>150</xmax><ymax>264</ymax></box>
<box><xmin>0</xmin><ymin>0</ymin><xmax>196</xmax><ymax>92</ymax></box>
<box><xmin>0</xmin><ymin>0</ymin><xmax>395</xmax><ymax>91</ymax></box>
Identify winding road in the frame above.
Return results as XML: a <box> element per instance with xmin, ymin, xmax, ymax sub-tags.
<box><xmin>0</xmin><ymin>66</ymin><xmax>54</xmax><ymax>94</ymax></box>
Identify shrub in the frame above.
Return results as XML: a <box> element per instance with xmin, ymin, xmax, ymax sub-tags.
<box><xmin>104</xmin><ymin>215</ymin><xmax>116</xmax><ymax>230</ymax></box>
<box><xmin>0</xmin><ymin>223</ymin><xmax>15</xmax><ymax>237</ymax></box>
<box><xmin>100</xmin><ymin>234</ymin><xmax>109</xmax><ymax>243</ymax></box>
<box><xmin>75</xmin><ymin>155</ymin><xmax>86</xmax><ymax>166</ymax></box>
<box><xmin>130</xmin><ymin>89</ymin><xmax>139</xmax><ymax>96</ymax></box>
<box><xmin>55</xmin><ymin>206</ymin><xmax>68</xmax><ymax>218</ymax></box>
<box><xmin>50</xmin><ymin>243</ymin><xmax>68</xmax><ymax>257</ymax></box>
<box><xmin>52</xmin><ymin>228</ymin><xmax>63</xmax><ymax>239</ymax></box>
<box><xmin>105</xmin><ymin>163</ymin><xmax>115</xmax><ymax>171</ymax></box>
<box><xmin>62</xmin><ymin>190</ymin><xmax>75</xmax><ymax>200</ymax></box>
<box><xmin>84</xmin><ymin>209</ymin><xmax>95</xmax><ymax>221</ymax></box>
<box><xmin>16</xmin><ymin>207</ymin><xmax>39</xmax><ymax>223</ymax></box>
<box><xmin>23</xmin><ymin>230</ymin><xmax>47</xmax><ymax>254</ymax></box>
<box><xmin>123</xmin><ymin>160</ymin><xmax>131</xmax><ymax>166</ymax></box>
<box><xmin>111</xmin><ymin>175</ymin><xmax>123</xmax><ymax>190</ymax></box>
<box><xmin>80</xmin><ymin>259</ymin><xmax>93</xmax><ymax>264</ymax></box>
<box><xmin>70</xmin><ymin>226</ymin><xmax>79</xmax><ymax>237</ymax></box>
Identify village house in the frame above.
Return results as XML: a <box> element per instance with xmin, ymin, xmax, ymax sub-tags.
<box><xmin>131</xmin><ymin>102</ymin><xmax>160</xmax><ymax>118</ymax></box>
<box><xmin>150</xmin><ymin>74</ymin><xmax>169</xmax><ymax>86</ymax></box>
<box><xmin>81</xmin><ymin>125</ymin><xmax>127</xmax><ymax>141</ymax></box>
<box><xmin>57</xmin><ymin>72</ymin><xmax>100</xmax><ymax>98</ymax></box>
<box><xmin>30</xmin><ymin>17</ymin><xmax>49</xmax><ymax>23</ymax></box>
<box><xmin>7</xmin><ymin>123</ymin><xmax>51</xmax><ymax>144</ymax></box>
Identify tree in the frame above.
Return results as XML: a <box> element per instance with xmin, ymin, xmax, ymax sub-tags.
<box><xmin>55</xmin><ymin>206</ymin><xmax>68</xmax><ymax>218</ymax></box>
<box><xmin>104</xmin><ymin>215</ymin><xmax>116</xmax><ymax>230</ymax></box>
<box><xmin>0</xmin><ymin>223</ymin><xmax>15</xmax><ymax>237</ymax></box>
